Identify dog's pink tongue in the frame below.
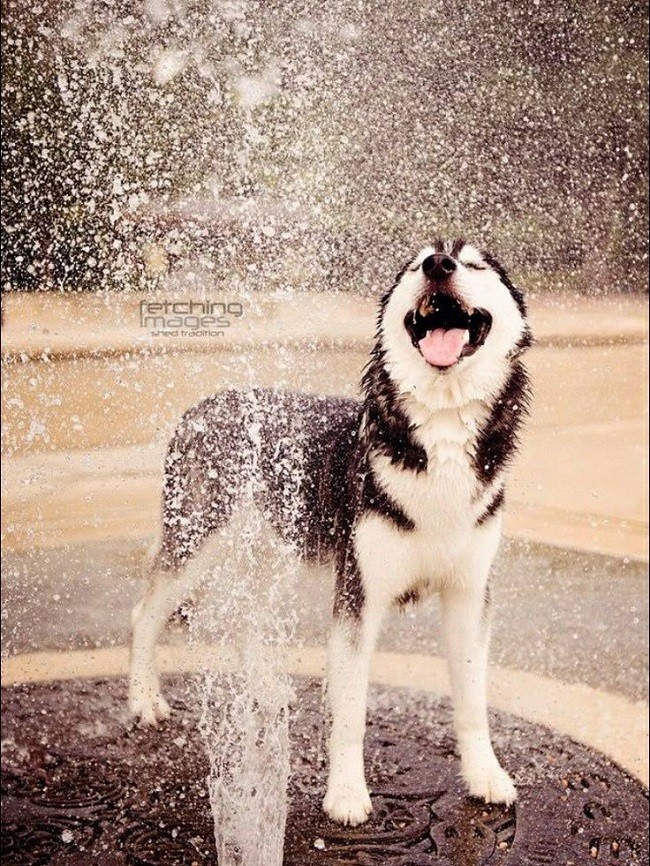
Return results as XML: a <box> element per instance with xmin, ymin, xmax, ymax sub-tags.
<box><xmin>419</xmin><ymin>328</ymin><xmax>467</xmax><ymax>367</ymax></box>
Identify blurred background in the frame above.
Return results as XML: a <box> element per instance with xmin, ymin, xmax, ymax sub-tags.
<box><xmin>2</xmin><ymin>0</ymin><xmax>648</xmax><ymax>295</ymax></box>
<box><xmin>1</xmin><ymin>0</ymin><xmax>648</xmax><ymax>775</ymax></box>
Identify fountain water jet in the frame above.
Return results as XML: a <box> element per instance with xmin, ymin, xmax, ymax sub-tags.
<box><xmin>190</xmin><ymin>392</ymin><xmax>304</xmax><ymax>865</ymax></box>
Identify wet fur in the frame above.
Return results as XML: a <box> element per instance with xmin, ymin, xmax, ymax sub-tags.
<box><xmin>129</xmin><ymin>239</ymin><xmax>531</xmax><ymax>825</ymax></box>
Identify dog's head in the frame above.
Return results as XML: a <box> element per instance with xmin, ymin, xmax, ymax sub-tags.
<box><xmin>378</xmin><ymin>240</ymin><xmax>531</xmax><ymax>404</ymax></box>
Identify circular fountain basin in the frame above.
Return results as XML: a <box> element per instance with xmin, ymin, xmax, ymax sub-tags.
<box><xmin>1</xmin><ymin>675</ymin><xmax>647</xmax><ymax>865</ymax></box>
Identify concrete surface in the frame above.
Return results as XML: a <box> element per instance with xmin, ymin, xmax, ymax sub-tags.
<box><xmin>2</xmin><ymin>292</ymin><xmax>648</xmax><ymax>560</ymax></box>
<box><xmin>2</xmin><ymin>535</ymin><xmax>647</xmax><ymax>703</ymax></box>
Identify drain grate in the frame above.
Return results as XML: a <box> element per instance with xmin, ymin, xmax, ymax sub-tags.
<box><xmin>1</xmin><ymin>677</ymin><xmax>647</xmax><ymax>865</ymax></box>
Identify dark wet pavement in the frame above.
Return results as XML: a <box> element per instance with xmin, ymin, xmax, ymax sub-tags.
<box><xmin>2</xmin><ymin>677</ymin><xmax>648</xmax><ymax>865</ymax></box>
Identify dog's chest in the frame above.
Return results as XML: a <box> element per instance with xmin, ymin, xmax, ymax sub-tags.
<box><xmin>374</xmin><ymin>405</ymin><xmax>483</xmax><ymax>532</ymax></box>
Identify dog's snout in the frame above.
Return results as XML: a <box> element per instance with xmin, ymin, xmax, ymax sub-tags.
<box><xmin>422</xmin><ymin>254</ymin><xmax>457</xmax><ymax>281</ymax></box>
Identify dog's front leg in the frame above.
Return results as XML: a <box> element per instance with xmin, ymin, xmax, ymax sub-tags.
<box><xmin>323</xmin><ymin>602</ymin><xmax>383</xmax><ymax>827</ymax></box>
<box><xmin>441</xmin><ymin>584</ymin><xmax>517</xmax><ymax>805</ymax></box>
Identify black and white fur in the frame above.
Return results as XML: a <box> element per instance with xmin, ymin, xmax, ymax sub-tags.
<box><xmin>129</xmin><ymin>239</ymin><xmax>532</xmax><ymax>826</ymax></box>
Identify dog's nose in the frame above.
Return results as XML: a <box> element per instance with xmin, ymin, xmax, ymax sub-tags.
<box><xmin>422</xmin><ymin>254</ymin><xmax>457</xmax><ymax>281</ymax></box>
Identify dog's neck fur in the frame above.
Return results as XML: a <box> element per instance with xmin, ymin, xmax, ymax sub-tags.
<box><xmin>361</xmin><ymin>333</ymin><xmax>531</xmax><ymax>485</ymax></box>
<box><xmin>361</xmin><ymin>342</ymin><xmax>428</xmax><ymax>474</ymax></box>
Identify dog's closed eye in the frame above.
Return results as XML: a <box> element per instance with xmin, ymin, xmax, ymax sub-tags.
<box><xmin>463</xmin><ymin>261</ymin><xmax>488</xmax><ymax>271</ymax></box>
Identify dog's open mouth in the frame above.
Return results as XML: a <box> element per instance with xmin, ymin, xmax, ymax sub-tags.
<box><xmin>405</xmin><ymin>293</ymin><xmax>492</xmax><ymax>369</ymax></box>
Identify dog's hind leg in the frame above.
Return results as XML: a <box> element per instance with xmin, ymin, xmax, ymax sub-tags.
<box><xmin>129</xmin><ymin>555</ymin><xmax>203</xmax><ymax>725</ymax></box>
<box><xmin>129</xmin><ymin>393</ymin><xmax>246</xmax><ymax>724</ymax></box>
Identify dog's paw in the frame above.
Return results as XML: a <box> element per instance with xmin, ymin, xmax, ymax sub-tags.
<box><xmin>128</xmin><ymin>690</ymin><xmax>171</xmax><ymax>726</ymax></box>
<box><xmin>323</xmin><ymin>783</ymin><xmax>373</xmax><ymax>827</ymax></box>
<box><xmin>463</xmin><ymin>759</ymin><xmax>517</xmax><ymax>806</ymax></box>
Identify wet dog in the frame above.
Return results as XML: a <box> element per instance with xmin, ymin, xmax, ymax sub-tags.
<box><xmin>129</xmin><ymin>239</ymin><xmax>532</xmax><ymax>826</ymax></box>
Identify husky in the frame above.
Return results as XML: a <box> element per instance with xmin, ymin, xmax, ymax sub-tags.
<box><xmin>129</xmin><ymin>239</ymin><xmax>532</xmax><ymax>826</ymax></box>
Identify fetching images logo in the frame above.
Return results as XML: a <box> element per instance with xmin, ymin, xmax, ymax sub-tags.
<box><xmin>139</xmin><ymin>299</ymin><xmax>244</xmax><ymax>337</ymax></box>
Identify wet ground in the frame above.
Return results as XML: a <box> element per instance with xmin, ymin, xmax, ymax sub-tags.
<box><xmin>2</xmin><ymin>677</ymin><xmax>648</xmax><ymax>866</ymax></box>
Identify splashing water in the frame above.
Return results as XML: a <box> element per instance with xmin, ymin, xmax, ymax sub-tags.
<box><xmin>2</xmin><ymin>0</ymin><xmax>648</xmax><ymax>297</ymax></box>
<box><xmin>189</xmin><ymin>391</ymin><xmax>302</xmax><ymax>864</ymax></box>
<box><xmin>197</xmin><ymin>616</ymin><xmax>295</xmax><ymax>865</ymax></box>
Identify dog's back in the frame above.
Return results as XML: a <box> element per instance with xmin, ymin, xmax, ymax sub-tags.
<box><xmin>154</xmin><ymin>388</ymin><xmax>363</xmax><ymax>573</ymax></box>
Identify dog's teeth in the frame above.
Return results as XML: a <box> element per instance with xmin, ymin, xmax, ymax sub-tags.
<box><xmin>462</xmin><ymin>330</ymin><xmax>471</xmax><ymax>345</ymax></box>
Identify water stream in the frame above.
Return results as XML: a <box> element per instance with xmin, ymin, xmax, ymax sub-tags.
<box><xmin>189</xmin><ymin>392</ymin><xmax>302</xmax><ymax>865</ymax></box>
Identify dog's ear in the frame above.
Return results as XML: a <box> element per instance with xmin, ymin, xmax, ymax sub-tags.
<box><xmin>482</xmin><ymin>251</ymin><xmax>527</xmax><ymax>318</ymax></box>
<box><xmin>482</xmin><ymin>250</ymin><xmax>533</xmax><ymax>355</ymax></box>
